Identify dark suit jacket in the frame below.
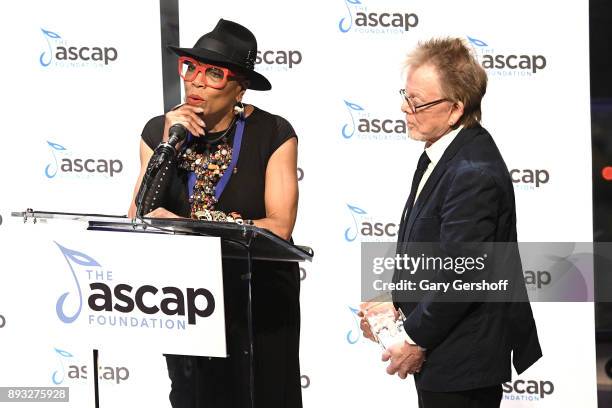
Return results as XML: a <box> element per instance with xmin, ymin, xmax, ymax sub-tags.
<box><xmin>393</xmin><ymin>125</ymin><xmax>542</xmax><ymax>392</ymax></box>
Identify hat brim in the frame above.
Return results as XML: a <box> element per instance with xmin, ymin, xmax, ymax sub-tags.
<box><xmin>168</xmin><ymin>45</ymin><xmax>271</xmax><ymax>91</ymax></box>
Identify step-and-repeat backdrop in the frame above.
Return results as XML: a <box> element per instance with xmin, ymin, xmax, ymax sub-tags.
<box><xmin>0</xmin><ymin>0</ymin><xmax>595</xmax><ymax>407</ymax></box>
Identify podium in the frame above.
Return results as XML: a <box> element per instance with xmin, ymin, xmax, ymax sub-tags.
<box><xmin>11</xmin><ymin>209</ymin><xmax>313</xmax><ymax>408</ymax></box>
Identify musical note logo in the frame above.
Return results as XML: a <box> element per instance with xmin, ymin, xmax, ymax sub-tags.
<box><xmin>54</xmin><ymin>241</ymin><xmax>100</xmax><ymax>324</ymax></box>
<box><xmin>346</xmin><ymin>306</ymin><xmax>362</xmax><ymax>344</ymax></box>
<box><xmin>45</xmin><ymin>141</ymin><xmax>67</xmax><ymax>179</ymax></box>
<box><xmin>40</xmin><ymin>28</ymin><xmax>61</xmax><ymax>67</ymax></box>
<box><xmin>344</xmin><ymin>203</ymin><xmax>367</xmax><ymax>242</ymax></box>
<box><xmin>341</xmin><ymin>100</ymin><xmax>364</xmax><ymax>139</ymax></box>
<box><xmin>467</xmin><ymin>36</ymin><xmax>488</xmax><ymax>47</ymax></box>
<box><xmin>51</xmin><ymin>347</ymin><xmax>74</xmax><ymax>385</ymax></box>
<box><xmin>338</xmin><ymin>0</ymin><xmax>362</xmax><ymax>32</ymax></box>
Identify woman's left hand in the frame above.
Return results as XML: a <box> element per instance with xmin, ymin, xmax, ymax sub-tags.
<box><xmin>145</xmin><ymin>207</ymin><xmax>181</xmax><ymax>218</ymax></box>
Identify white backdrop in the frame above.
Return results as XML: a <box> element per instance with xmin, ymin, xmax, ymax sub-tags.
<box><xmin>0</xmin><ymin>0</ymin><xmax>595</xmax><ymax>407</ymax></box>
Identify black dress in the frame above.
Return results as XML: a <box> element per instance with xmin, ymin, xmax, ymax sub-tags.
<box><xmin>140</xmin><ymin>106</ymin><xmax>302</xmax><ymax>408</ymax></box>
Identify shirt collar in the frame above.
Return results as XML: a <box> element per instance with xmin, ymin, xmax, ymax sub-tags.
<box><xmin>424</xmin><ymin>126</ymin><xmax>463</xmax><ymax>167</ymax></box>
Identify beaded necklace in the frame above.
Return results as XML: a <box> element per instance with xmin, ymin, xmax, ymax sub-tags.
<box><xmin>178</xmin><ymin>119</ymin><xmax>237</xmax><ymax>218</ymax></box>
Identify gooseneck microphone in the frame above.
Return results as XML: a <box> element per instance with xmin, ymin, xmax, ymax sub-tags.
<box><xmin>134</xmin><ymin>124</ymin><xmax>187</xmax><ymax>218</ymax></box>
<box><xmin>153</xmin><ymin>123</ymin><xmax>187</xmax><ymax>165</ymax></box>
<box><xmin>166</xmin><ymin>123</ymin><xmax>188</xmax><ymax>148</ymax></box>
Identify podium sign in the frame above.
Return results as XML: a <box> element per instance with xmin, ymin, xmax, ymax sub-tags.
<box><xmin>0</xmin><ymin>219</ymin><xmax>226</xmax><ymax>358</ymax></box>
<box><xmin>1</xmin><ymin>211</ymin><xmax>312</xmax><ymax>407</ymax></box>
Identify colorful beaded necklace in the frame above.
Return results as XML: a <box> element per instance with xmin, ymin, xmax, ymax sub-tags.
<box><xmin>177</xmin><ymin>119</ymin><xmax>236</xmax><ymax>218</ymax></box>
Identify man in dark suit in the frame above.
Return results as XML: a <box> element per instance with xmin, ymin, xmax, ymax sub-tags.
<box><xmin>360</xmin><ymin>38</ymin><xmax>542</xmax><ymax>408</ymax></box>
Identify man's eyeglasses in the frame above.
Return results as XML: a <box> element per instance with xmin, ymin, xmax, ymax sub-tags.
<box><xmin>178</xmin><ymin>56</ymin><xmax>238</xmax><ymax>89</ymax></box>
<box><xmin>399</xmin><ymin>89</ymin><xmax>448</xmax><ymax>114</ymax></box>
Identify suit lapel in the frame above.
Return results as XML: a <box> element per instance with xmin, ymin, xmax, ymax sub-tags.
<box><xmin>400</xmin><ymin>127</ymin><xmax>480</xmax><ymax>241</ymax></box>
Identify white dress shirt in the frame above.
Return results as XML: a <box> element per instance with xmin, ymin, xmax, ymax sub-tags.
<box><xmin>404</xmin><ymin>126</ymin><xmax>463</xmax><ymax>349</ymax></box>
<box><xmin>414</xmin><ymin>126</ymin><xmax>463</xmax><ymax>204</ymax></box>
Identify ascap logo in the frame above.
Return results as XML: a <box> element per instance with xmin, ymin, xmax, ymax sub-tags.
<box><xmin>51</xmin><ymin>348</ymin><xmax>129</xmax><ymax>385</ymax></box>
<box><xmin>255</xmin><ymin>50</ymin><xmax>302</xmax><ymax>72</ymax></box>
<box><xmin>510</xmin><ymin>168</ymin><xmax>550</xmax><ymax>190</ymax></box>
<box><xmin>503</xmin><ymin>379</ymin><xmax>554</xmax><ymax>401</ymax></box>
<box><xmin>344</xmin><ymin>204</ymin><xmax>398</xmax><ymax>242</ymax></box>
<box><xmin>88</xmin><ymin>282</ymin><xmax>215</xmax><ymax>325</ymax></box>
<box><xmin>524</xmin><ymin>270</ymin><xmax>551</xmax><ymax>289</ymax></box>
<box><xmin>338</xmin><ymin>0</ymin><xmax>419</xmax><ymax>34</ymax></box>
<box><xmin>467</xmin><ymin>36</ymin><xmax>548</xmax><ymax>78</ymax></box>
<box><xmin>54</xmin><ymin>242</ymin><xmax>214</xmax><ymax>330</ymax></box>
<box><xmin>520</xmin><ymin>244</ymin><xmax>593</xmax><ymax>302</ymax></box>
<box><xmin>341</xmin><ymin>101</ymin><xmax>406</xmax><ymax>141</ymax></box>
<box><xmin>39</xmin><ymin>28</ymin><xmax>118</xmax><ymax>68</ymax></box>
<box><xmin>45</xmin><ymin>141</ymin><xmax>123</xmax><ymax>179</ymax></box>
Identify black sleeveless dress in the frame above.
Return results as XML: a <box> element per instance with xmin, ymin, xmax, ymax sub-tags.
<box><xmin>141</xmin><ymin>106</ymin><xmax>302</xmax><ymax>408</ymax></box>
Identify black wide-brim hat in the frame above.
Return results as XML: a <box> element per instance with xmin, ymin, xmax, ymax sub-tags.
<box><xmin>168</xmin><ymin>19</ymin><xmax>271</xmax><ymax>91</ymax></box>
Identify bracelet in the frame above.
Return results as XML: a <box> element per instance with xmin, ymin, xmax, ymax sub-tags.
<box><xmin>194</xmin><ymin>210</ymin><xmax>244</xmax><ymax>224</ymax></box>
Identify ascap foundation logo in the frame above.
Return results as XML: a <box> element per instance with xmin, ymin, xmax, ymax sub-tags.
<box><xmin>39</xmin><ymin>28</ymin><xmax>118</xmax><ymax>68</ymax></box>
<box><xmin>338</xmin><ymin>0</ymin><xmax>419</xmax><ymax>35</ymax></box>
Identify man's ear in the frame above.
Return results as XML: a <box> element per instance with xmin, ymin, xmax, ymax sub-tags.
<box><xmin>449</xmin><ymin>101</ymin><xmax>464</xmax><ymax>126</ymax></box>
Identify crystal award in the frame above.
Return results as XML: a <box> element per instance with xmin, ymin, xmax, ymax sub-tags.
<box><xmin>363</xmin><ymin>302</ymin><xmax>410</xmax><ymax>350</ymax></box>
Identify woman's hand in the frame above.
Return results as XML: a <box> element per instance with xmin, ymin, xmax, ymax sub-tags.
<box><xmin>163</xmin><ymin>104</ymin><xmax>206</xmax><ymax>144</ymax></box>
<box><xmin>145</xmin><ymin>207</ymin><xmax>182</xmax><ymax>219</ymax></box>
<box><xmin>128</xmin><ymin>105</ymin><xmax>205</xmax><ymax>218</ymax></box>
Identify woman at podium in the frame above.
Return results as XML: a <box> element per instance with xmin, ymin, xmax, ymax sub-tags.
<box><xmin>127</xmin><ymin>19</ymin><xmax>301</xmax><ymax>408</ymax></box>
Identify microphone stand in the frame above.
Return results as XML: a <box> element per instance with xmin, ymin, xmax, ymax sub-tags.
<box><xmin>95</xmin><ymin>130</ymin><xmax>183</xmax><ymax>406</ymax></box>
<box><xmin>135</xmin><ymin>127</ymin><xmax>186</xmax><ymax>218</ymax></box>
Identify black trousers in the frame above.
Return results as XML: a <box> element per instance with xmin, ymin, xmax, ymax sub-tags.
<box><xmin>417</xmin><ymin>385</ymin><xmax>502</xmax><ymax>408</ymax></box>
<box><xmin>165</xmin><ymin>259</ymin><xmax>302</xmax><ymax>408</ymax></box>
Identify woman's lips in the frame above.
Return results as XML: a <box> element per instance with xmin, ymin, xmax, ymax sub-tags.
<box><xmin>186</xmin><ymin>95</ymin><xmax>205</xmax><ymax>105</ymax></box>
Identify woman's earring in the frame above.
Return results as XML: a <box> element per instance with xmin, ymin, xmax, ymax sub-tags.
<box><xmin>233</xmin><ymin>101</ymin><xmax>245</xmax><ymax>118</ymax></box>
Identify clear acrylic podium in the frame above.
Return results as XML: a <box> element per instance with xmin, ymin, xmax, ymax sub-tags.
<box><xmin>12</xmin><ymin>209</ymin><xmax>313</xmax><ymax>408</ymax></box>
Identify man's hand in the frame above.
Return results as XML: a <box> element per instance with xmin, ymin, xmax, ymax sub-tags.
<box><xmin>382</xmin><ymin>341</ymin><xmax>426</xmax><ymax>379</ymax></box>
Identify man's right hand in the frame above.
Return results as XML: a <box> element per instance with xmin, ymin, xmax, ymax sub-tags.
<box><xmin>382</xmin><ymin>341</ymin><xmax>426</xmax><ymax>378</ymax></box>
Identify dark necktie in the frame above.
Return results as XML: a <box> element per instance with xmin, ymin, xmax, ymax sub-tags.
<box><xmin>398</xmin><ymin>151</ymin><xmax>431</xmax><ymax>240</ymax></box>
<box><xmin>393</xmin><ymin>151</ymin><xmax>431</xmax><ymax>303</ymax></box>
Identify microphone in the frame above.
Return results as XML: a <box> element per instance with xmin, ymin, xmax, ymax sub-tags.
<box><xmin>134</xmin><ymin>124</ymin><xmax>187</xmax><ymax>217</ymax></box>
<box><xmin>166</xmin><ymin>123</ymin><xmax>187</xmax><ymax>148</ymax></box>
<box><xmin>154</xmin><ymin>124</ymin><xmax>187</xmax><ymax>164</ymax></box>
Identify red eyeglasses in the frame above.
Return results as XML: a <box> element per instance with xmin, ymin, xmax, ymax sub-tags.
<box><xmin>178</xmin><ymin>56</ymin><xmax>238</xmax><ymax>89</ymax></box>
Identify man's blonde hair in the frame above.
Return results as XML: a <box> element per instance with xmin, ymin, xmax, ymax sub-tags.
<box><xmin>405</xmin><ymin>37</ymin><xmax>487</xmax><ymax>128</ymax></box>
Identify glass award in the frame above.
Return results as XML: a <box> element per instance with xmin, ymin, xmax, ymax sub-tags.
<box><xmin>363</xmin><ymin>302</ymin><xmax>410</xmax><ymax>350</ymax></box>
